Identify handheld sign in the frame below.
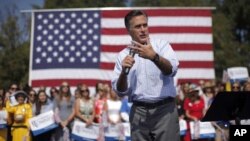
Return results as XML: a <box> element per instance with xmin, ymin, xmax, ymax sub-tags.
<box><xmin>71</xmin><ymin>120</ymin><xmax>99</xmax><ymax>141</ymax></box>
<box><xmin>29</xmin><ymin>110</ymin><xmax>58</xmax><ymax>136</ymax></box>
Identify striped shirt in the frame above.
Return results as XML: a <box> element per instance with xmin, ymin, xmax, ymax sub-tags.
<box><xmin>111</xmin><ymin>38</ymin><xmax>179</xmax><ymax>103</ymax></box>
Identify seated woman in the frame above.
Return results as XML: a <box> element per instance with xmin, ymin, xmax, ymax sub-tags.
<box><xmin>9</xmin><ymin>91</ymin><xmax>32</xmax><ymax>141</ymax></box>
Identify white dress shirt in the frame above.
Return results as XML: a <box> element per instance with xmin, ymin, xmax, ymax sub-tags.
<box><xmin>111</xmin><ymin>38</ymin><xmax>179</xmax><ymax>103</ymax></box>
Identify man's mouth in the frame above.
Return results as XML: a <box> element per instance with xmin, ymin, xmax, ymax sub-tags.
<box><xmin>140</xmin><ymin>34</ymin><xmax>147</xmax><ymax>38</ymax></box>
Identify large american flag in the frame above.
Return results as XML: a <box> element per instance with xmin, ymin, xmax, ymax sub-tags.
<box><xmin>29</xmin><ymin>7</ymin><xmax>215</xmax><ymax>89</ymax></box>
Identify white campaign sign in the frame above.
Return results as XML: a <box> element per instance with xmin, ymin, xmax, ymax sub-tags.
<box><xmin>179</xmin><ymin>119</ymin><xmax>187</xmax><ymax>136</ymax></box>
<box><xmin>69</xmin><ymin>120</ymin><xmax>196</xmax><ymax>140</ymax></box>
<box><xmin>29</xmin><ymin>110</ymin><xmax>57</xmax><ymax>135</ymax></box>
<box><xmin>104</xmin><ymin>123</ymin><xmax>130</xmax><ymax>141</ymax></box>
<box><xmin>71</xmin><ymin>121</ymin><xmax>131</xmax><ymax>141</ymax></box>
<box><xmin>227</xmin><ymin>67</ymin><xmax>249</xmax><ymax>80</ymax></box>
<box><xmin>9</xmin><ymin>95</ymin><xmax>19</xmax><ymax>106</ymax></box>
<box><xmin>190</xmin><ymin>121</ymin><xmax>215</xmax><ymax>139</ymax></box>
<box><xmin>72</xmin><ymin>120</ymin><xmax>99</xmax><ymax>140</ymax></box>
<box><xmin>0</xmin><ymin>110</ymin><xmax>7</xmax><ymax>128</ymax></box>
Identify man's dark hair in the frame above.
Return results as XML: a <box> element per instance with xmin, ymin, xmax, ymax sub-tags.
<box><xmin>124</xmin><ymin>10</ymin><xmax>148</xmax><ymax>30</ymax></box>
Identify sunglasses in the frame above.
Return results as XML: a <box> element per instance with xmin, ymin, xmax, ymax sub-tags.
<box><xmin>81</xmin><ymin>90</ymin><xmax>89</xmax><ymax>93</ymax></box>
<box><xmin>29</xmin><ymin>94</ymin><xmax>35</xmax><ymax>97</ymax></box>
<box><xmin>98</xmin><ymin>89</ymin><xmax>104</xmax><ymax>92</ymax></box>
<box><xmin>11</xmin><ymin>87</ymin><xmax>17</xmax><ymax>90</ymax></box>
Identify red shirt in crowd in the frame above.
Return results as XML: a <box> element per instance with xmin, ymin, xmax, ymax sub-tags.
<box><xmin>94</xmin><ymin>98</ymin><xmax>106</xmax><ymax>123</ymax></box>
<box><xmin>183</xmin><ymin>97</ymin><xmax>205</xmax><ymax>120</ymax></box>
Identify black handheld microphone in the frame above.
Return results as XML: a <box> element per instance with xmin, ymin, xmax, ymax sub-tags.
<box><xmin>124</xmin><ymin>49</ymin><xmax>135</xmax><ymax>75</ymax></box>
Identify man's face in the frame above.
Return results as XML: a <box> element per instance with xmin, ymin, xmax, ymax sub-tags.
<box><xmin>128</xmin><ymin>15</ymin><xmax>149</xmax><ymax>44</ymax></box>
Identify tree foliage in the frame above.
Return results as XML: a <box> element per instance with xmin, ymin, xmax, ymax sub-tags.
<box><xmin>0</xmin><ymin>7</ymin><xmax>21</xmax><ymax>49</ymax></box>
<box><xmin>213</xmin><ymin>0</ymin><xmax>250</xmax><ymax>77</ymax></box>
<box><xmin>132</xmin><ymin>0</ymin><xmax>210</xmax><ymax>7</ymax></box>
<box><xmin>0</xmin><ymin>42</ymin><xmax>30</xmax><ymax>89</ymax></box>
<box><xmin>44</xmin><ymin>0</ymin><xmax>125</xmax><ymax>8</ymax></box>
<box><xmin>0</xmin><ymin>6</ymin><xmax>30</xmax><ymax>89</ymax></box>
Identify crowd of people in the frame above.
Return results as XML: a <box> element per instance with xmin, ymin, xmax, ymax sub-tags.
<box><xmin>176</xmin><ymin>79</ymin><xmax>250</xmax><ymax>141</ymax></box>
<box><xmin>0</xmin><ymin>79</ymin><xmax>249</xmax><ymax>141</ymax></box>
<box><xmin>0</xmin><ymin>81</ymin><xmax>131</xmax><ymax>141</ymax></box>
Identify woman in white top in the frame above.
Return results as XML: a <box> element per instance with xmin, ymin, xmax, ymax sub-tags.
<box><xmin>105</xmin><ymin>90</ymin><xmax>122</xmax><ymax>124</ymax></box>
<box><xmin>104</xmin><ymin>90</ymin><xmax>125</xmax><ymax>140</ymax></box>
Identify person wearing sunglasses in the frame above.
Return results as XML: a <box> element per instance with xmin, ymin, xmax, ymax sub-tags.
<box><xmin>75</xmin><ymin>84</ymin><xmax>95</xmax><ymax>127</ymax></box>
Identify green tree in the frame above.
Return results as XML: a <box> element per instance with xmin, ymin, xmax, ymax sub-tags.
<box><xmin>0</xmin><ymin>6</ymin><xmax>30</xmax><ymax>89</ymax></box>
<box><xmin>0</xmin><ymin>42</ymin><xmax>30</xmax><ymax>89</ymax></box>
<box><xmin>44</xmin><ymin>0</ymin><xmax>125</xmax><ymax>8</ymax></box>
<box><xmin>222</xmin><ymin>0</ymin><xmax>250</xmax><ymax>43</ymax></box>
<box><xmin>132</xmin><ymin>0</ymin><xmax>211</xmax><ymax>7</ymax></box>
<box><xmin>0</xmin><ymin>7</ymin><xmax>21</xmax><ymax>49</ymax></box>
<box><xmin>213</xmin><ymin>0</ymin><xmax>250</xmax><ymax>77</ymax></box>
